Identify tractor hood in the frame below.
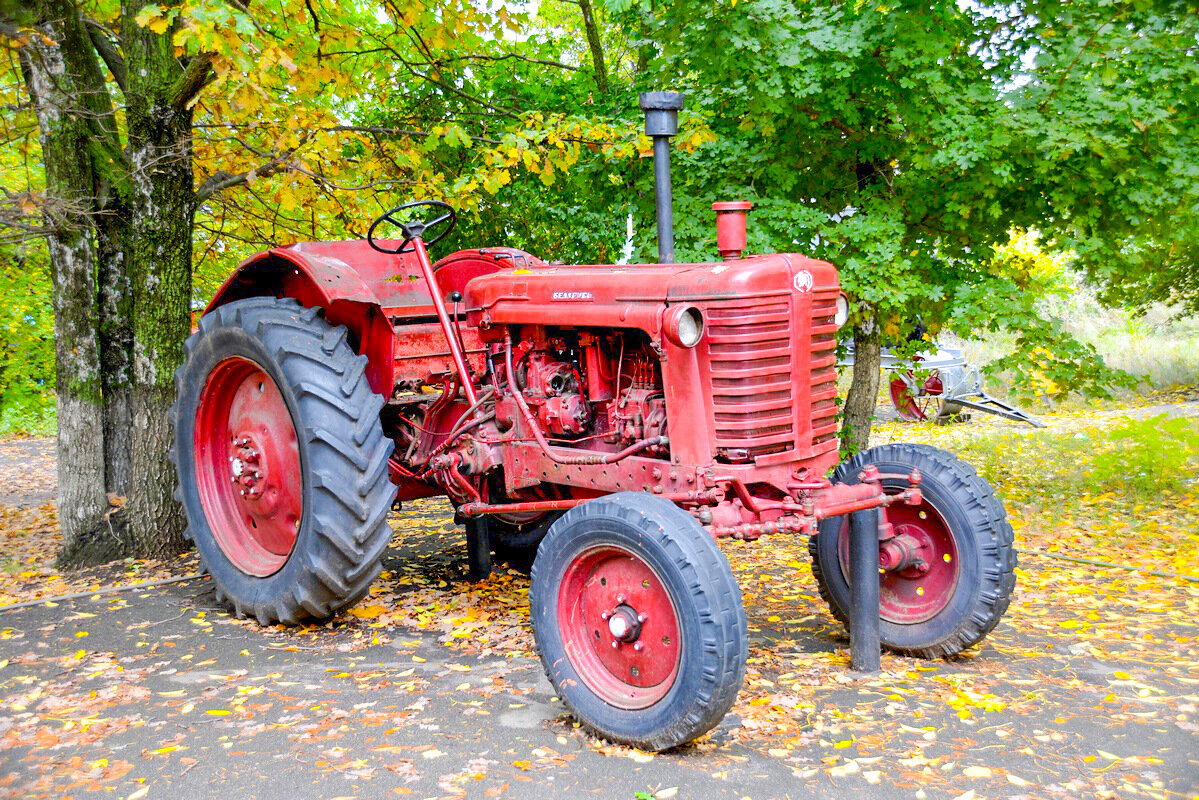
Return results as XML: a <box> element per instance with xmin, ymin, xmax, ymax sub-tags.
<box><xmin>462</xmin><ymin>253</ymin><xmax>839</xmax><ymax>335</ymax></box>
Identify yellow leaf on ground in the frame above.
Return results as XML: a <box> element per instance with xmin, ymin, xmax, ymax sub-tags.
<box><xmin>346</xmin><ymin>605</ymin><xmax>387</xmax><ymax>619</ymax></box>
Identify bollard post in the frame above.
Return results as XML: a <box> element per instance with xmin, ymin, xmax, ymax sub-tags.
<box><xmin>849</xmin><ymin>507</ymin><xmax>881</xmax><ymax>673</ymax></box>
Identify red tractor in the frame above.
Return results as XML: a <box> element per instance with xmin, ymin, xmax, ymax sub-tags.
<box><xmin>172</xmin><ymin>93</ymin><xmax>1015</xmax><ymax>751</ymax></box>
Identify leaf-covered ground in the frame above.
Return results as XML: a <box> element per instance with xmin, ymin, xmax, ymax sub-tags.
<box><xmin>0</xmin><ymin>404</ymin><xmax>1196</xmax><ymax>799</ymax></box>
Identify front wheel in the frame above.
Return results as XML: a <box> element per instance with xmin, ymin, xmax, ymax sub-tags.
<box><xmin>810</xmin><ymin>443</ymin><xmax>1016</xmax><ymax>658</ymax></box>
<box><xmin>530</xmin><ymin>493</ymin><xmax>747</xmax><ymax>751</ymax></box>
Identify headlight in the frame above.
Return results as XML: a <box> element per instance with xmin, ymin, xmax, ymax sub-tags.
<box><xmin>834</xmin><ymin>294</ymin><xmax>850</xmax><ymax>329</ymax></box>
<box><xmin>665</xmin><ymin>305</ymin><xmax>705</xmax><ymax>348</ymax></box>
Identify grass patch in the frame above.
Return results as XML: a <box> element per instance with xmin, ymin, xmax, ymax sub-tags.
<box><xmin>940</xmin><ymin>414</ymin><xmax>1199</xmax><ymax>503</ymax></box>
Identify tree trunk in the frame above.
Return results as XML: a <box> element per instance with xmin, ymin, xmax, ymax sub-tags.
<box><xmin>82</xmin><ymin>13</ymin><xmax>135</xmax><ymax>502</ymax></box>
<box><xmin>122</xmin><ymin>1</ymin><xmax>195</xmax><ymax>557</ymax></box>
<box><xmin>577</xmin><ymin>0</ymin><xmax>609</xmax><ymax>95</ymax></box>
<box><xmin>96</xmin><ymin>203</ymin><xmax>133</xmax><ymax>498</ymax></box>
<box><xmin>19</xmin><ymin>6</ymin><xmax>108</xmax><ymax>547</ymax></box>
<box><xmin>842</xmin><ymin>306</ymin><xmax>881</xmax><ymax>456</ymax></box>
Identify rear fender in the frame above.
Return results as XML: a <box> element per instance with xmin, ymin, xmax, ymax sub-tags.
<box><xmin>206</xmin><ymin>249</ymin><xmax>394</xmax><ymax>397</ymax></box>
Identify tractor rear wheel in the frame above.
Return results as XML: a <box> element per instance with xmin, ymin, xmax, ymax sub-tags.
<box><xmin>530</xmin><ymin>493</ymin><xmax>746</xmax><ymax>750</ymax></box>
<box><xmin>172</xmin><ymin>297</ymin><xmax>396</xmax><ymax>625</ymax></box>
<box><xmin>810</xmin><ymin>443</ymin><xmax>1016</xmax><ymax>658</ymax></box>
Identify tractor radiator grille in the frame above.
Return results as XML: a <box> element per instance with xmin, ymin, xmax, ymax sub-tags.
<box><xmin>704</xmin><ymin>290</ymin><xmax>842</xmax><ymax>463</ymax></box>
<box><xmin>808</xmin><ymin>291</ymin><xmax>841</xmax><ymax>449</ymax></box>
<box><xmin>706</xmin><ymin>300</ymin><xmax>796</xmax><ymax>461</ymax></box>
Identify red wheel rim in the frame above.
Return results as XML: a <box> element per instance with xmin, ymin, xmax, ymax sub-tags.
<box><xmin>890</xmin><ymin>373</ymin><xmax>944</xmax><ymax>422</ymax></box>
<box><xmin>889</xmin><ymin>376</ymin><xmax>926</xmax><ymax>421</ymax></box>
<box><xmin>838</xmin><ymin>494</ymin><xmax>960</xmax><ymax>624</ymax></box>
<box><xmin>194</xmin><ymin>357</ymin><xmax>303</xmax><ymax>577</ymax></box>
<box><xmin>557</xmin><ymin>545</ymin><xmax>681</xmax><ymax>709</ymax></box>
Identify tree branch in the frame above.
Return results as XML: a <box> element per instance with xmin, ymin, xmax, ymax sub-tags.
<box><xmin>195</xmin><ymin>134</ymin><xmax>310</xmax><ymax>202</ymax></box>
<box><xmin>171</xmin><ymin>51</ymin><xmax>215</xmax><ymax>110</ymax></box>
<box><xmin>84</xmin><ymin>18</ymin><xmax>126</xmax><ymax>92</ymax></box>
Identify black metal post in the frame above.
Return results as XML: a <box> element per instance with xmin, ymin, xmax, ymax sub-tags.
<box><xmin>639</xmin><ymin>91</ymin><xmax>685</xmax><ymax>264</ymax></box>
<box><xmin>849</xmin><ymin>507</ymin><xmax>882</xmax><ymax>673</ymax></box>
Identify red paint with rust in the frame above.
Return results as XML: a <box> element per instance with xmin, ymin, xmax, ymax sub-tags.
<box><xmin>557</xmin><ymin>545</ymin><xmax>681</xmax><ymax>708</ymax></box>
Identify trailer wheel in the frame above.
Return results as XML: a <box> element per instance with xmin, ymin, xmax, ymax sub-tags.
<box><xmin>810</xmin><ymin>444</ymin><xmax>1016</xmax><ymax>658</ymax></box>
<box><xmin>530</xmin><ymin>492</ymin><xmax>746</xmax><ymax>751</ymax></box>
<box><xmin>172</xmin><ymin>298</ymin><xmax>396</xmax><ymax>625</ymax></box>
<box><xmin>889</xmin><ymin>372</ymin><xmax>942</xmax><ymax>422</ymax></box>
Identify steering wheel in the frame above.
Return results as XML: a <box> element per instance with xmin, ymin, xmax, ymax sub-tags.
<box><xmin>366</xmin><ymin>200</ymin><xmax>457</xmax><ymax>255</ymax></box>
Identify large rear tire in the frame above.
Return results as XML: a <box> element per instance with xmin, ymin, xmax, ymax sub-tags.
<box><xmin>810</xmin><ymin>443</ymin><xmax>1016</xmax><ymax>658</ymax></box>
<box><xmin>530</xmin><ymin>492</ymin><xmax>746</xmax><ymax>750</ymax></box>
<box><xmin>172</xmin><ymin>297</ymin><xmax>396</xmax><ymax>625</ymax></box>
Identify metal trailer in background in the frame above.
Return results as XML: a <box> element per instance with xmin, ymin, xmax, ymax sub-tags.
<box><xmin>843</xmin><ymin>344</ymin><xmax>1045</xmax><ymax>428</ymax></box>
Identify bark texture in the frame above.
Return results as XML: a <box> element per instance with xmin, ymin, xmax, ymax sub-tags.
<box><xmin>122</xmin><ymin>0</ymin><xmax>196</xmax><ymax>557</ymax></box>
<box><xmin>97</xmin><ymin>196</ymin><xmax>133</xmax><ymax>498</ymax></box>
<box><xmin>19</xmin><ymin>3</ymin><xmax>108</xmax><ymax>546</ymax></box>
<box><xmin>842</xmin><ymin>307</ymin><xmax>882</xmax><ymax>456</ymax></box>
<box><xmin>577</xmin><ymin>0</ymin><xmax>609</xmax><ymax>95</ymax></box>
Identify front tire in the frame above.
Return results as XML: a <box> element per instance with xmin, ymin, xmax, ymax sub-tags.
<box><xmin>172</xmin><ymin>298</ymin><xmax>397</xmax><ymax>625</ymax></box>
<box><xmin>530</xmin><ymin>493</ymin><xmax>747</xmax><ymax>751</ymax></box>
<box><xmin>810</xmin><ymin>443</ymin><xmax>1016</xmax><ymax>658</ymax></box>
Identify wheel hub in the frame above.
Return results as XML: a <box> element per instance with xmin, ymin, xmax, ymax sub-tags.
<box><xmin>558</xmin><ymin>546</ymin><xmax>681</xmax><ymax>709</ymax></box>
<box><xmin>194</xmin><ymin>358</ymin><xmax>303</xmax><ymax>577</ymax></box>
<box><xmin>605</xmin><ymin>603</ymin><xmax>643</xmax><ymax>643</ymax></box>
<box><xmin>878</xmin><ymin>532</ymin><xmax>927</xmax><ymax>573</ymax></box>
<box><xmin>230</xmin><ymin>435</ymin><xmax>276</xmax><ymax>502</ymax></box>
<box><xmin>838</xmin><ymin>498</ymin><xmax>960</xmax><ymax>625</ymax></box>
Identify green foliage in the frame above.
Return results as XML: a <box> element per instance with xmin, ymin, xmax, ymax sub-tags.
<box><xmin>0</xmin><ymin>241</ymin><xmax>54</xmax><ymax>434</ymax></box>
<box><xmin>604</xmin><ymin>0</ymin><xmax>1195</xmax><ymax>402</ymax></box>
<box><xmin>1010</xmin><ymin>1</ymin><xmax>1199</xmax><ymax>315</ymax></box>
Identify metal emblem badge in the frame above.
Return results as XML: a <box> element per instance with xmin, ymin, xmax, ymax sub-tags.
<box><xmin>793</xmin><ymin>270</ymin><xmax>814</xmax><ymax>293</ymax></box>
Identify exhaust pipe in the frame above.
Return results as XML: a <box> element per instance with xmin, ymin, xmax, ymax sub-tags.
<box><xmin>639</xmin><ymin>91</ymin><xmax>685</xmax><ymax>264</ymax></box>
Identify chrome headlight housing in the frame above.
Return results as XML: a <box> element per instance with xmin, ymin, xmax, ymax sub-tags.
<box><xmin>834</xmin><ymin>293</ymin><xmax>850</xmax><ymax>329</ymax></box>
<box><xmin>665</xmin><ymin>305</ymin><xmax>705</xmax><ymax>348</ymax></box>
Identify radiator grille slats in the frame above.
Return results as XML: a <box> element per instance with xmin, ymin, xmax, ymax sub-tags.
<box><xmin>705</xmin><ymin>291</ymin><xmax>842</xmax><ymax>462</ymax></box>
<box><xmin>707</xmin><ymin>301</ymin><xmax>796</xmax><ymax>460</ymax></box>
<box><xmin>808</xmin><ymin>293</ymin><xmax>840</xmax><ymax>446</ymax></box>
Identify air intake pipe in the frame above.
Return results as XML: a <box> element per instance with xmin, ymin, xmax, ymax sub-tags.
<box><xmin>639</xmin><ymin>91</ymin><xmax>685</xmax><ymax>264</ymax></box>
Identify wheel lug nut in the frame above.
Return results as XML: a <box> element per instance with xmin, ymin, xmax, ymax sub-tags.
<box><xmin>633</xmin><ymin>642</ymin><xmax>644</xmax><ymax>652</ymax></box>
<box><xmin>616</xmin><ymin>594</ymin><xmax>626</xmax><ymax>604</ymax></box>
<box><xmin>611</xmin><ymin>641</ymin><xmax>619</xmax><ymax>649</ymax></box>
<box><xmin>637</xmin><ymin>613</ymin><xmax>648</xmax><ymax>623</ymax></box>
<box><xmin>600</xmin><ymin>611</ymin><xmax>611</xmax><ymax>620</ymax></box>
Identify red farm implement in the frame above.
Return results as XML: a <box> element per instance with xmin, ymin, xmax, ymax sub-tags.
<box><xmin>172</xmin><ymin>93</ymin><xmax>1016</xmax><ymax>750</ymax></box>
